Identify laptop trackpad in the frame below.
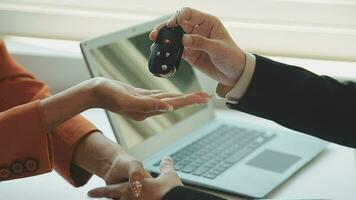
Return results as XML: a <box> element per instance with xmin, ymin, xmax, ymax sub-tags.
<box><xmin>246</xmin><ymin>149</ymin><xmax>301</xmax><ymax>173</ymax></box>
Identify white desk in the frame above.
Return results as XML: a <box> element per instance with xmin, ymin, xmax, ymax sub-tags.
<box><xmin>1</xmin><ymin>109</ymin><xmax>355</xmax><ymax>200</ymax></box>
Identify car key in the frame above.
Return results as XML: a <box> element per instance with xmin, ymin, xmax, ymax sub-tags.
<box><xmin>148</xmin><ymin>25</ymin><xmax>184</xmax><ymax>78</ymax></box>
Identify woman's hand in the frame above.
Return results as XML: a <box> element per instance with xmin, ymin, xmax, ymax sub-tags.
<box><xmin>40</xmin><ymin>76</ymin><xmax>208</xmax><ymax>197</ymax></box>
<box><xmin>103</xmin><ymin>152</ymin><xmax>152</xmax><ymax>198</ymax></box>
<box><xmin>88</xmin><ymin>156</ymin><xmax>183</xmax><ymax>200</ymax></box>
<box><xmin>90</xmin><ymin>77</ymin><xmax>210</xmax><ymax>121</ymax></box>
<box><xmin>41</xmin><ymin>77</ymin><xmax>210</xmax><ymax>131</ymax></box>
<box><xmin>150</xmin><ymin>7</ymin><xmax>246</xmax><ymax>89</ymax></box>
<box><xmin>72</xmin><ymin>131</ymin><xmax>149</xmax><ymax>197</ymax></box>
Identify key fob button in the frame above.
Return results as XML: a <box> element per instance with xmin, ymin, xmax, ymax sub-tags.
<box><xmin>163</xmin><ymin>39</ymin><xmax>173</xmax><ymax>45</ymax></box>
<box><xmin>162</xmin><ymin>64</ymin><xmax>168</xmax><ymax>70</ymax></box>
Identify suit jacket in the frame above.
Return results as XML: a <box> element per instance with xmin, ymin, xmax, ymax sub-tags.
<box><xmin>231</xmin><ymin>55</ymin><xmax>356</xmax><ymax>148</ymax></box>
<box><xmin>0</xmin><ymin>40</ymin><xmax>98</xmax><ymax>186</ymax></box>
<box><xmin>163</xmin><ymin>54</ymin><xmax>356</xmax><ymax>199</ymax></box>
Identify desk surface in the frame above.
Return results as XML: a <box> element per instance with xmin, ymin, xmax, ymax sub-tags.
<box><xmin>1</xmin><ymin>109</ymin><xmax>355</xmax><ymax>200</ymax></box>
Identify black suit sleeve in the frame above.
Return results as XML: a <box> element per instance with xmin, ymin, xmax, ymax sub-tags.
<box><xmin>228</xmin><ymin>55</ymin><xmax>356</xmax><ymax>148</ymax></box>
<box><xmin>162</xmin><ymin>186</ymin><xmax>226</xmax><ymax>200</ymax></box>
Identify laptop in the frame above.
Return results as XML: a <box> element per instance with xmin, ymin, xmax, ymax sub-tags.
<box><xmin>80</xmin><ymin>15</ymin><xmax>328</xmax><ymax>198</ymax></box>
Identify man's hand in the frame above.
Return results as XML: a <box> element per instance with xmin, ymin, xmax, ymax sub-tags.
<box><xmin>150</xmin><ymin>7</ymin><xmax>246</xmax><ymax>89</ymax></box>
<box><xmin>88</xmin><ymin>156</ymin><xmax>183</xmax><ymax>200</ymax></box>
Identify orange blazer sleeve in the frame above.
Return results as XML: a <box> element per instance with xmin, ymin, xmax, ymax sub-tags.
<box><xmin>0</xmin><ymin>100</ymin><xmax>52</xmax><ymax>180</ymax></box>
<box><xmin>0</xmin><ymin>40</ymin><xmax>98</xmax><ymax>186</ymax></box>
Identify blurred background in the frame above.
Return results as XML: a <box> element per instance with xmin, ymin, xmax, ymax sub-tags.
<box><xmin>1</xmin><ymin>0</ymin><xmax>356</xmax><ymax>61</ymax></box>
<box><xmin>1</xmin><ymin>1</ymin><xmax>356</xmax><ymax>199</ymax></box>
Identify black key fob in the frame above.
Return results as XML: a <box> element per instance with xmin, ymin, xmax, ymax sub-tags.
<box><xmin>148</xmin><ymin>25</ymin><xmax>184</xmax><ymax>78</ymax></box>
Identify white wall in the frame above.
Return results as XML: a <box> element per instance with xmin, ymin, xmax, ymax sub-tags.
<box><xmin>5</xmin><ymin>37</ymin><xmax>91</xmax><ymax>94</ymax></box>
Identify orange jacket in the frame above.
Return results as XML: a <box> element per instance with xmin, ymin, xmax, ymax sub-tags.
<box><xmin>0</xmin><ymin>40</ymin><xmax>98</xmax><ymax>186</ymax></box>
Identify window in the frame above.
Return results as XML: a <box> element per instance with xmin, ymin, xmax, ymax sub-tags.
<box><xmin>1</xmin><ymin>0</ymin><xmax>356</xmax><ymax>61</ymax></box>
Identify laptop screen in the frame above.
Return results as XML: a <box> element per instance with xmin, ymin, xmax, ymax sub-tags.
<box><xmin>89</xmin><ymin>31</ymin><xmax>207</xmax><ymax>148</ymax></box>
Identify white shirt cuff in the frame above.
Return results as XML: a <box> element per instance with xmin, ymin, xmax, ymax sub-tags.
<box><xmin>215</xmin><ymin>52</ymin><xmax>256</xmax><ymax>104</ymax></box>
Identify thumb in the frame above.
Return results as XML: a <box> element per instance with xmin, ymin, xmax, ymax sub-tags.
<box><xmin>182</xmin><ymin>34</ymin><xmax>218</xmax><ymax>53</ymax></box>
<box><xmin>159</xmin><ymin>156</ymin><xmax>175</xmax><ymax>175</ymax></box>
<box><xmin>157</xmin><ymin>156</ymin><xmax>184</xmax><ymax>194</ymax></box>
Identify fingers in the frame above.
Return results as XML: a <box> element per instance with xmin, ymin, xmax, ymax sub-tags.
<box><xmin>182</xmin><ymin>49</ymin><xmax>220</xmax><ymax>77</ymax></box>
<box><xmin>181</xmin><ymin>47</ymin><xmax>202</xmax><ymax>65</ymax></box>
<box><xmin>148</xmin><ymin>91</ymin><xmax>207</xmax><ymax>101</ymax></box>
<box><xmin>104</xmin><ymin>159</ymin><xmax>149</xmax><ymax>199</ymax></box>
<box><xmin>159</xmin><ymin>156</ymin><xmax>175</xmax><ymax>175</ymax></box>
<box><xmin>150</xmin><ymin>92</ymin><xmax>182</xmax><ymax>99</ymax></box>
<box><xmin>105</xmin><ymin>156</ymin><xmax>151</xmax><ymax>185</ymax></box>
<box><xmin>167</xmin><ymin>7</ymin><xmax>213</xmax><ymax>29</ymax></box>
<box><xmin>150</xmin><ymin>7</ymin><xmax>216</xmax><ymax>41</ymax></box>
<box><xmin>162</xmin><ymin>92</ymin><xmax>210</xmax><ymax>110</ymax></box>
<box><xmin>149</xmin><ymin>21</ymin><xmax>166</xmax><ymax>41</ymax></box>
<box><xmin>127</xmin><ymin>161</ymin><xmax>147</xmax><ymax>198</ymax></box>
<box><xmin>124</xmin><ymin>96</ymin><xmax>174</xmax><ymax>113</ymax></box>
<box><xmin>126</xmin><ymin>92</ymin><xmax>210</xmax><ymax>121</ymax></box>
<box><xmin>131</xmin><ymin>180</ymin><xmax>143</xmax><ymax>198</ymax></box>
<box><xmin>180</xmin><ymin>20</ymin><xmax>196</xmax><ymax>34</ymax></box>
<box><xmin>182</xmin><ymin>34</ymin><xmax>217</xmax><ymax>53</ymax></box>
<box><xmin>88</xmin><ymin>183</ymin><xmax>131</xmax><ymax>199</ymax></box>
<box><xmin>134</xmin><ymin>88</ymin><xmax>163</xmax><ymax>95</ymax></box>
<box><xmin>154</xmin><ymin>156</ymin><xmax>184</xmax><ymax>196</ymax></box>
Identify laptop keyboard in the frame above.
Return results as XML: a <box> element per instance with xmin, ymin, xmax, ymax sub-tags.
<box><xmin>153</xmin><ymin>124</ymin><xmax>276</xmax><ymax>179</ymax></box>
